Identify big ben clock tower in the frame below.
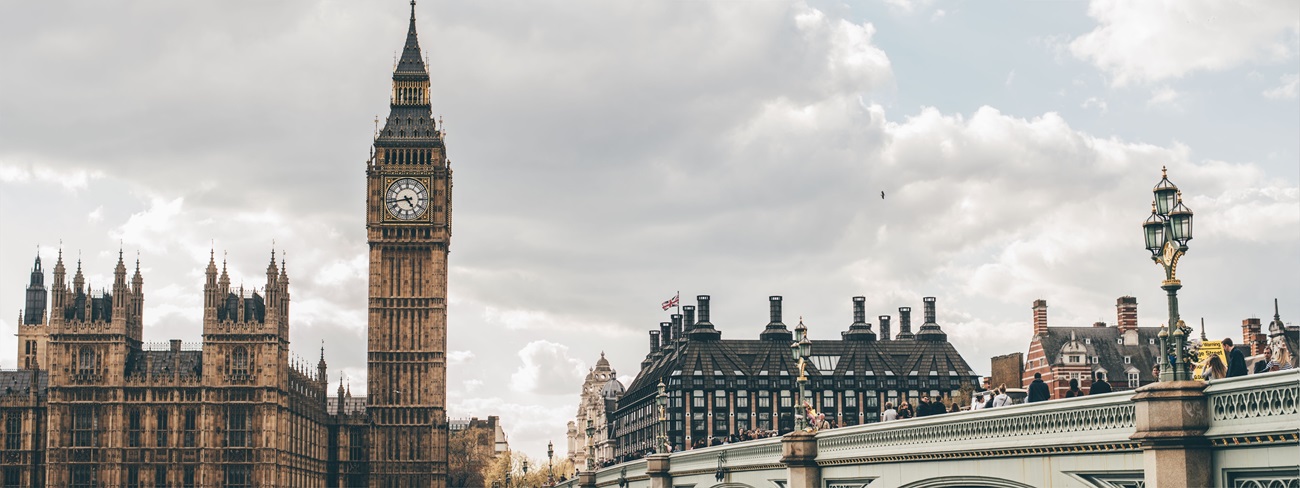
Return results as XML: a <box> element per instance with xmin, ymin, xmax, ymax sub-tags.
<box><xmin>367</xmin><ymin>2</ymin><xmax>451</xmax><ymax>486</ymax></box>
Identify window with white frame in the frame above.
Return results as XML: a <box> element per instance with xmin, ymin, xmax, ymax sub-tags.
<box><xmin>1128</xmin><ymin>372</ymin><xmax>1139</xmax><ymax>386</ymax></box>
<box><xmin>1124</xmin><ymin>356</ymin><xmax>1132</xmax><ymax>364</ymax></box>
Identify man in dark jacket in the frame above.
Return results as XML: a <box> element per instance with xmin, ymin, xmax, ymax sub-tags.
<box><xmin>916</xmin><ymin>395</ymin><xmax>935</xmax><ymax>417</ymax></box>
<box><xmin>1089</xmin><ymin>372</ymin><xmax>1112</xmax><ymax>395</ymax></box>
<box><xmin>1027</xmin><ymin>372</ymin><xmax>1051</xmax><ymax>403</ymax></box>
<box><xmin>1224</xmin><ymin>337</ymin><xmax>1249</xmax><ymax>377</ymax></box>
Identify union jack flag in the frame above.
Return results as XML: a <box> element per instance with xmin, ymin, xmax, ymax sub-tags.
<box><xmin>661</xmin><ymin>293</ymin><xmax>679</xmax><ymax>311</ymax></box>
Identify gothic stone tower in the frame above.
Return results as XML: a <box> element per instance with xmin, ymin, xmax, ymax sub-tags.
<box><xmin>366</xmin><ymin>2</ymin><xmax>452</xmax><ymax>486</ymax></box>
<box><xmin>17</xmin><ymin>253</ymin><xmax>49</xmax><ymax>370</ymax></box>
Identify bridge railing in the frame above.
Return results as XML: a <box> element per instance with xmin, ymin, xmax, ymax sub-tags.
<box><xmin>816</xmin><ymin>389</ymin><xmax>1138</xmax><ymax>462</ymax></box>
<box><xmin>1204</xmin><ymin>369</ymin><xmax>1299</xmax><ymax>442</ymax></box>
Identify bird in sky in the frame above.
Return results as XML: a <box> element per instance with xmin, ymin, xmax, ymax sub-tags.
<box><xmin>881</xmin><ymin>191</ymin><xmax>885</xmax><ymax>199</ymax></box>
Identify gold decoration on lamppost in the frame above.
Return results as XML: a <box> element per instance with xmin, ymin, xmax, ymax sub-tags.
<box><xmin>790</xmin><ymin>318</ymin><xmax>812</xmax><ymax>432</ymax></box>
<box><xmin>1143</xmin><ymin>166</ymin><xmax>1195</xmax><ymax>382</ymax></box>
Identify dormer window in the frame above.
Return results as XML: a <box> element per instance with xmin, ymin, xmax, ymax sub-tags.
<box><xmin>1085</xmin><ymin>338</ymin><xmax>1091</xmax><ymax>345</ymax></box>
<box><xmin>1124</xmin><ymin>356</ymin><xmax>1132</xmax><ymax>364</ymax></box>
<box><xmin>1117</xmin><ymin>337</ymin><xmax>1124</xmax><ymax>344</ymax></box>
<box><xmin>1069</xmin><ymin>355</ymin><xmax>1081</xmax><ymax>363</ymax></box>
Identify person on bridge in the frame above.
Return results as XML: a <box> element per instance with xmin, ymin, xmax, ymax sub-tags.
<box><xmin>1253</xmin><ymin>348</ymin><xmax>1278</xmax><ymax>374</ymax></box>
<box><xmin>897</xmin><ymin>400</ymin><xmax>914</xmax><ymax>419</ymax></box>
<box><xmin>1064</xmin><ymin>378</ymin><xmax>1083</xmax><ymax>398</ymax></box>
<box><xmin>882</xmin><ymin>402</ymin><xmax>898</xmax><ymax>421</ymax></box>
<box><xmin>1089</xmin><ymin>372</ymin><xmax>1112</xmax><ymax>395</ymax></box>
<box><xmin>1027</xmin><ymin>372</ymin><xmax>1051</xmax><ymax>403</ymax></box>
<box><xmin>916</xmin><ymin>395</ymin><xmax>936</xmax><ymax>417</ymax></box>
<box><xmin>992</xmin><ymin>385</ymin><xmax>1010</xmax><ymax>407</ymax></box>
<box><xmin>1224</xmin><ymin>337</ymin><xmax>1249</xmax><ymax>377</ymax></box>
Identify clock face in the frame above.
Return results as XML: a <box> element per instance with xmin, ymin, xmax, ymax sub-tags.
<box><xmin>385</xmin><ymin>178</ymin><xmax>429</xmax><ymax>220</ymax></box>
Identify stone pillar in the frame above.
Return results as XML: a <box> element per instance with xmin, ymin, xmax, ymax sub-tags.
<box><xmin>781</xmin><ymin>432</ymin><xmax>819</xmax><ymax>488</ymax></box>
<box><xmin>1129</xmin><ymin>381</ymin><xmax>1211</xmax><ymax>487</ymax></box>
<box><xmin>646</xmin><ymin>453</ymin><xmax>671</xmax><ymax>488</ymax></box>
<box><xmin>578</xmin><ymin>470</ymin><xmax>597</xmax><ymax>488</ymax></box>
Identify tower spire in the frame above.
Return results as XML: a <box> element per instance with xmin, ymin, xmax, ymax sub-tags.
<box><xmin>396</xmin><ymin>0</ymin><xmax>426</xmax><ymax>74</ymax></box>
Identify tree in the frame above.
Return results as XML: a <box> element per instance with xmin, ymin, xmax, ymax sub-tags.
<box><xmin>481</xmin><ymin>451</ymin><xmax>576</xmax><ymax>488</ymax></box>
<box><xmin>449</xmin><ymin>426</ymin><xmax>496</xmax><ymax>488</ymax></box>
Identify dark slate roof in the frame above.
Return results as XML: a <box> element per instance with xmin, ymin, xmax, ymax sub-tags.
<box><xmin>396</xmin><ymin>2</ymin><xmax>426</xmax><ymax>75</ymax></box>
<box><xmin>1038</xmin><ymin>326</ymin><xmax>1162</xmax><ymax>383</ymax></box>
<box><xmin>126</xmin><ymin>350</ymin><xmax>204</xmax><ymax>377</ymax></box>
<box><xmin>0</xmin><ymin>370</ymin><xmax>47</xmax><ymax>396</ymax></box>
<box><xmin>620</xmin><ymin>314</ymin><xmax>979</xmax><ymax>412</ymax></box>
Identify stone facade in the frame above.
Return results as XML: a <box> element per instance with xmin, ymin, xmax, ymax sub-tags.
<box><xmin>566</xmin><ymin>354</ymin><xmax>622</xmax><ymax>468</ymax></box>
<box><xmin>0</xmin><ymin>4</ymin><xmax>454</xmax><ymax>487</ymax></box>
<box><xmin>364</xmin><ymin>2</ymin><xmax>453</xmax><ymax>486</ymax></box>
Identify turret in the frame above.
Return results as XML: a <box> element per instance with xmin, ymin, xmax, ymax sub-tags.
<box><xmin>23</xmin><ymin>253</ymin><xmax>46</xmax><ymax>325</ymax></box>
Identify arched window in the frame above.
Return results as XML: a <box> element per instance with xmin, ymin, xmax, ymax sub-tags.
<box><xmin>78</xmin><ymin>347</ymin><xmax>95</xmax><ymax>375</ymax></box>
<box><xmin>231</xmin><ymin>346</ymin><xmax>249</xmax><ymax>379</ymax></box>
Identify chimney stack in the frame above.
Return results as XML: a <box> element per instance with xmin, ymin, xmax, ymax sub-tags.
<box><xmin>170</xmin><ymin>339</ymin><xmax>182</xmax><ymax>352</ymax></box>
<box><xmin>660</xmin><ymin>322</ymin><xmax>672</xmax><ymax>349</ymax></box>
<box><xmin>649</xmin><ymin>330</ymin><xmax>661</xmax><ymax>353</ymax></box>
<box><xmin>879</xmin><ymin>315</ymin><xmax>891</xmax><ymax>341</ymax></box>
<box><xmin>842</xmin><ymin>296</ymin><xmax>877</xmax><ymax>341</ymax></box>
<box><xmin>897</xmin><ymin>307</ymin><xmax>914</xmax><ymax>340</ymax></box>
<box><xmin>683</xmin><ymin>306</ymin><xmax>696</xmax><ymax>333</ymax></box>
<box><xmin>916</xmin><ymin>297</ymin><xmax>947</xmax><ymax>341</ymax></box>
<box><xmin>1116</xmin><ymin>296</ymin><xmax>1137</xmax><ymax>333</ymax></box>
<box><xmin>697</xmin><ymin>295</ymin><xmax>711</xmax><ymax>324</ymax></box>
<box><xmin>761</xmin><ymin>296</ymin><xmax>793</xmax><ymax>341</ymax></box>
<box><xmin>670</xmin><ymin>314</ymin><xmax>683</xmax><ymax>341</ymax></box>
<box><xmin>687</xmin><ymin>296</ymin><xmax>721</xmax><ymax>341</ymax></box>
<box><xmin>1033</xmin><ymin>299</ymin><xmax>1048</xmax><ymax>335</ymax></box>
<box><xmin>1242</xmin><ymin>317</ymin><xmax>1265</xmax><ymax>355</ymax></box>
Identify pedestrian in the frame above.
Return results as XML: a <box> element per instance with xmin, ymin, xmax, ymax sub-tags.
<box><xmin>897</xmin><ymin>400</ymin><xmax>913</xmax><ymax>419</ymax></box>
<box><xmin>1027</xmin><ymin>372</ymin><xmax>1050</xmax><ymax>403</ymax></box>
<box><xmin>1089</xmin><ymin>372</ymin><xmax>1112</xmax><ymax>395</ymax></box>
<box><xmin>1197</xmin><ymin>354</ymin><xmax>1227</xmax><ymax>381</ymax></box>
<box><xmin>1064</xmin><ymin>378</ymin><xmax>1083</xmax><ymax>398</ymax></box>
<box><xmin>882</xmin><ymin>402</ymin><xmax>897</xmax><ymax>421</ymax></box>
<box><xmin>992</xmin><ymin>385</ymin><xmax>1010</xmax><ymax>407</ymax></box>
<box><xmin>1224</xmin><ymin>338</ymin><xmax>1249</xmax><ymax>378</ymax></box>
<box><xmin>1254</xmin><ymin>348</ymin><xmax>1278</xmax><ymax>374</ymax></box>
<box><xmin>916</xmin><ymin>395</ymin><xmax>934</xmax><ymax>417</ymax></box>
<box><xmin>983</xmin><ymin>392</ymin><xmax>995</xmax><ymax>409</ymax></box>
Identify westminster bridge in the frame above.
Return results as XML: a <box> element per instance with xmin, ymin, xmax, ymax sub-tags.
<box><xmin>560</xmin><ymin>370</ymin><xmax>1299</xmax><ymax>488</ymax></box>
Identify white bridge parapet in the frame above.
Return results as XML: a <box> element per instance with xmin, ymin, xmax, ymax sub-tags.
<box><xmin>560</xmin><ymin>370</ymin><xmax>1298</xmax><ymax>488</ymax></box>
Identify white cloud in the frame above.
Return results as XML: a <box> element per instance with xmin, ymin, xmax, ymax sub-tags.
<box><xmin>1263</xmin><ymin>73</ymin><xmax>1299</xmax><ymax>99</ymax></box>
<box><xmin>111</xmin><ymin>197</ymin><xmax>184</xmax><ymax>253</ymax></box>
<box><xmin>449</xmin><ymin>350</ymin><xmax>476</xmax><ymax>366</ymax></box>
<box><xmin>509</xmin><ymin>341</ymin><xmax>587</xmax><ymax>395</ymax></box>
<box><xmin>1070</xmin><ymin>0</ymin><xmax>1300</xmax><ymax>86</ymax></box>
<box><xmin>87</xmin><ymin>206</ymin><xmax>103</xmax><ymax>223</ymax></box>
<box><xmin>1147</xmin><ymin>86</ymin><xmax>1184</xmax><ymax>108</ymax></box>
<box><xmin>1081</xmin><ymin>96</ymin><xmax>1109</xmax><ymax>114</ymax></box>
<box><xmin>0</xmin><ymin>162</ymin><xmax>103</xmax><ymax>191</ymax></box>
<box><xmin>1004</xmin><ymin>70</ymin><xmax>1016</xmax><ymax>87</ymax></box>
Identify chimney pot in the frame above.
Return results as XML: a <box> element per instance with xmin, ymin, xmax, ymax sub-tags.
<box><xmin>879</xmin><ymin>315</ymin><xmax>891</xmax><ymax>341</ymax></box>
<box><xmin>769</xmin><ymin>296</ymin><xmax>783</xmax><ymax>325</ymax></box>
<box><xmin>852</xmin><ymin>297</ymin><xmax>866</xmax><ymax>324</ymax></box>
<box><xmin>897</xmin><ymin>307</ymin><xmax>913</xmax><ymax>339</ymax></box>
<box><xmin>649</xmin><ymin>330</ymin><xmax>661</xmax><ymax>353</ymax></box>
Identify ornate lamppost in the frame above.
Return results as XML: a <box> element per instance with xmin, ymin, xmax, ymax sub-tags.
<box><xmin>547</xmin><ymin>441</ymin><xmax>555</xmax><ymax>487</ymax></box>
<box><xmin>1143</xmin><ymin>166</ymin><xmax>1195</xmax><ymax>381</ymax></box>
<box><xmin>523</xmin><ymin>459</ymin><xmax>529</xmax><ymax>488</ymax></box>
<box><xmin>585</xmin><ymin>419</ymin><xmax>596</xmax><ymax>472</ymax></box>
<box><xmin>790</xmin><ymin>319</ymin><xmax>812</xmax><ymax>431</ymax></box>
<box><xmin>655</xmin><ymin>379</ymin><xmax>669</xmax><ymax>453</ymax></box>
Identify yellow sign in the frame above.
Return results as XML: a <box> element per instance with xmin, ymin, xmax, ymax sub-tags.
<box><xmin>1195</xmin><ymin>340</ymin><xmax>1226</xmax><ymax>378</ymax></box>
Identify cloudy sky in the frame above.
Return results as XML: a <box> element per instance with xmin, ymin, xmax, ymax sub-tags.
<box><xmin>1</xmin><ymin>0</ymin><xmax>1297</xmax><ymax>461</ymax></box>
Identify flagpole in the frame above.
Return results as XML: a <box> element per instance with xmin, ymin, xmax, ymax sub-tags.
<box><xmin>676</xmin><ymin>290</ymin><xmax>681</xmax><ymax>315</ymax></box>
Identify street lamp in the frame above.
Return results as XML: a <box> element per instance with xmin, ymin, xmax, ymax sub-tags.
<box><xmin>655</xmin><ymin>379</ymin><xmax>669</xmax><ymax>453</ymax></box>
<box><xmin>790</xmin><ymin>318</ymin><xmax>812</xmax><ymax>431</ymax></box>
<box><xmin>547</xmin><ymin>441</ymin><xmax>555</xmax><ymax>487</ymax></box>
<box><xmin>523</xmin><ymin>459</ymin><xmax>529</xmax><ymax>487</ymax></box>
<box><xmin>585</xmin><ymin>419</ymin><xmax>596</xmax><ymax>472</ymax></box>
<box><xmin>1143</xmin><ymin>166</ymin><xmax>1195</xmax><ymax>381</ymax></box>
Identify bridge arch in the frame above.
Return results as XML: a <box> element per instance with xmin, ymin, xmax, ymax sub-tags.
<box><xmin>705</xmin><ymin>482</ymin><xmax>759</xmax><ymax>488</ymax></box>
<box><xmin>899</xmin><ymin>476</ymin><xmax>1038</xmax><ymax>488</ymax></box>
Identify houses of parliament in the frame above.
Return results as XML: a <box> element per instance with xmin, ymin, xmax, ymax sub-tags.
<box><xmin>0</xmin><ymin>3</ymin><xmax>452</xmax><ymax>487</ymax></box>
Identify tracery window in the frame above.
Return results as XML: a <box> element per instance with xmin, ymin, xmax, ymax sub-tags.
<box><xmin>230</xmin><ymin>346</ymin><xmax>249</xmax><ymax>379</ymax></box>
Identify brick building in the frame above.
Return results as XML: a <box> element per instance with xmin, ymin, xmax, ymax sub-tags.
<box><xmin>1022</xmin><ymin>297</ymin><xmax>1161</xmax><ymax>397</ymax></box>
